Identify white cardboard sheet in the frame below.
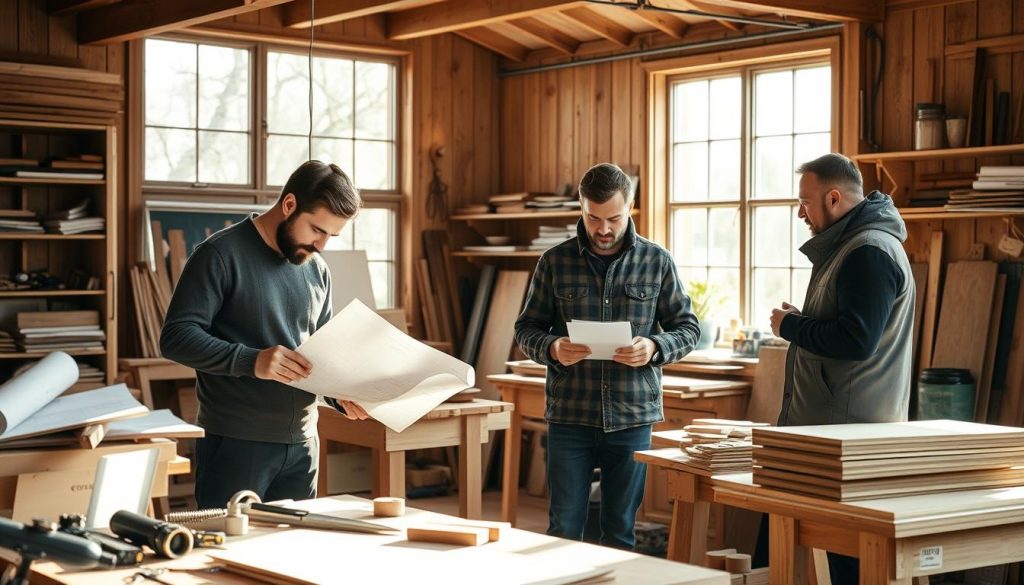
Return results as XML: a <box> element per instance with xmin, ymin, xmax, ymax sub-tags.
<box><xmin>290</xmin><ymin>300</ymin><xmax>474</xmax><ymax>432</ymax></box>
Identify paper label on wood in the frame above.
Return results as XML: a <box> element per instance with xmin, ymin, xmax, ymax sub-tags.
<box><xmin>918</xmin><ymin>546</ymin><xmax>942</xmax><ymax>570</ymax></box>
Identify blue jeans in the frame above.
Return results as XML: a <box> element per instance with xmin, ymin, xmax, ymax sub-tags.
<box><xmin>546</xmin><ymin>422</ymin><xmax>651</xmax><ymax>550</ymax></box>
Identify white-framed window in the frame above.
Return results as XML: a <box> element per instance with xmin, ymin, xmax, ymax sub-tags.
<box><xmin>667</xmin><ymin>59</ymin><xmax>833</xmax><ymax>328</ymax></box>
<box><xmin>141</xmin><ymin>37</ymin><xmax>401</xmax><ymax>308</ymax></box>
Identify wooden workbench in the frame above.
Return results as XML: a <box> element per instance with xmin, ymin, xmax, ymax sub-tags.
<box><xmin>316</xmin><ymin>398</ymin><xmax>512</xmax><ymax>519</ymax></box>
<box><xmin>487</xmin><ymin>373</ymin><xmax>749</xmax><ymax>526</ymax></box>
<box><xmin>27</xmin><ymin>495</ymin><xmax>730</xmax><ymax>585</ymax></box>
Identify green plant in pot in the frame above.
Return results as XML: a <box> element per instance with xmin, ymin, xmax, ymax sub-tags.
<box><xmin>686</xmin><ymin>280</ymin><xmax>726</xmax><ymax>350</ymax></box>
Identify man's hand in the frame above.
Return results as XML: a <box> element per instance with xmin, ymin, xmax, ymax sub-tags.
<box><xmin>254</xmin><ymin>345</ymin><xmax>312</xmax><ymax>383</ymax></box>
<box><xmin>338</xmin><ymin>400</ymin><xmax>368</xmax><ymax>420</ymax></box>
<box><xmin>770</xmin><ymin>301</ymin><xmax>801</xmax><ymax>337</ymax></box>
<box><xmin>613</xmin><ymin>337</ymin><xmax>657</xmax><ymax>367</ymax></box>
<box><xmin>549</xmin><ymin>337</ymin><xmax>592</xmax><ymax>366</ymax></box>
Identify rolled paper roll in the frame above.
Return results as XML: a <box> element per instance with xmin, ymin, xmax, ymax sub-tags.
<box><xmin>373</xmin><ymin>496</ymin><xmax>405</xmax><ymax>517</ymax></box>
<box><xmin>704</xmin><ymin>548</ymin><xmax>736</xmax><ymax>569</ymax></box>
<box><xmin>725</xmin><ymin>553</ymin><xmax>752</xmax><ymax>574</ymax></box>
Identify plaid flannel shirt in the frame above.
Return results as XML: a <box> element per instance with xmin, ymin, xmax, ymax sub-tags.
<box><xmin>514</xmin><ymin>218</ymin><xmax>700</xmax><ymax>432</ymax></box>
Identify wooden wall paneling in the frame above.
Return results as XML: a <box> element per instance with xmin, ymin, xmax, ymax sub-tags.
<box><xmin>0</xmin><ymin>1</ymin><xmax>16</xmax><ymax>52</ymax></box>
<box><xmin>431</xmin><ymin>34</ymin><xmax>453</xmax><ymax>221</ymax></box>
<box><xmin>47</xmin><ymin>13</ymin><xmax>76</xmax><ymax>59</ymax></box>
<box><xmin>18</xmin><ymin>0</ymin><xmax>47</xmax><ymax>54</ymax></box>
<box><xmin>978</xmin><ymin>0</ymin><xmax>1013</xmax><ymax>154</ymax></box>
<box><xmin>540</xmin><ymin>69</ymin><xmax>558</xmax><ymax>192</ymax></box>
<box><xmin>611</xmin><ymin>58</ymin><xmax>631</xmax><ymax>171</ymax></box>
<box><xmin>944</xmin><ymin>2</ymin><xmax>979</xmax><ymax>177</ymax></box>
<box><xmin>593</xmin><ymin>61</ymin><xmax>612</xmax><ymax>167</ymax></box>
<box><xmin>452</xmin><ymin>36</ymin><xmax>474</xmax><ymax>206</ymax></box>
<box><xmin>841</xmin><ymin>22</ymin><xmax>865</xmax><ymax>156</ymax></box>
<box><xmin>502</xmin><ymin>75</ymin><xmax>525</xmax><ymax>193</ymax></box>
<box><xmin>912</xmin><ymin>7</ymin><xmax>945</xmax><ymax>184</ymax></box>
<box><xmin>523</xmin><ymin>66</ymin><xmax>540</xmax><ymax>191</ymax></box>
<box><xmin>556</xmin><ymin>65</ymin><xmax>575</xmax><ymax>193</ymax></box>
<box><xmin>410</xmin><ymin>38</ymin><xmax>432</xmax><ymax>336</ymax></box>
<box><xmin>881</xmin><ymin>9</ymin><xmax>914</xmax><ymax>152</ymax></box>
<box><xmin>574</xmin><ymin>64</ymin><xmax>594</xmax><ymax>184</ymax></box>
<box><xmin>474</xmin><ymin>47</ymin><xmax>496</xmax><ymax>199</ymax></box>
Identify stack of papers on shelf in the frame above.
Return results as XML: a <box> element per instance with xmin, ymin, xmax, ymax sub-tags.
<box><xmin>525</xmin><ymin>194</ymin><xmax>579</xmax><ymax>210</ymax></box>
<box><xmin>44</xmin><ymin>199</ymin><xmax>104</xmax><ymax>234</ymax></box>
<box><xmin>528</xmin><ymin>224</ymin><xmax>577</xmax><ymax>250</ymax></box>
<box><xmin>45</xmin><ymin>154</ymin><xmax>104</xmax><ymax>171</ymax></box>
<box><xmin>0</xmin><ymin>331</ymin><xmax>16</xmax><ymax>352</ymax></box>
<box><xmin>943</xmin><ymin>189</ymin><xmax>1024</xmax><ymax>212</ymax></box>
<box><xmin>972</xmin><ymin>166</ymin><xmax>1024</xmax><ymax>191</ymax></box>
<box><xmin>15</xmin><ymin>310</ymin><xmax>105</xmax><ymax>352</ymax></box>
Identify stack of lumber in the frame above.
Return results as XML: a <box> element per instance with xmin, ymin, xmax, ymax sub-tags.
<box><xmin>677</xmin><ymin>419</ymin><xmax>769</xmax><ymax>474</ymax></box>
<box><xmin>752</xmin><ymin>420</ymin><xmax>1024</xmax><ymax>501</ymax></box>
<box><xmin>0</xmin><ymin>60</ymin><xmax>123</xmax><ymax>125</ymax></box>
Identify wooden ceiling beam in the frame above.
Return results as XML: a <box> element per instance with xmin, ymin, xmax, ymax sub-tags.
<box><xmin>662</xmin><ymin>0</ymin><xmax>742</xmax><ymax>32</ymax></box>
<box><xmin>386</xmin><ymin>0</ymin><xmax>584</xmax><ymax>40</ymax></box>
<box><xmin>78</xmin><ymin>0</ymin><xmax>294</xmax><ymax>44</ymax></box>
<box><xmin>507</xmin><ymin>16</ymin><xmax>581</xmax><ymax>55</ymax></box>
<box><xmin>561</xmin><ymin>6</ymin><xmax>634</xmax><ymax>47</ymax></box>
<box><xmin>47</xmin><ymin>0</ymin><xmax>117</xmax><ymax>16</ymax></box>
<box><xmin>284</xmin><ymin>0</ymin><xmax>434</xmax><ymax>28</ymax></box>
<box><xmin>630</xmin><ymin>7</ymin><xmax>689</xmax><ymax>39</ymax></box>
<box><xmin>455</xmin><ymin>27</ymin><xmax>530</xmax><ymax>62</ymax></box>
<box><xmin>688</xmin><ymin>0</ymin><xmax>883</xmax><ymax>22</ymax></box>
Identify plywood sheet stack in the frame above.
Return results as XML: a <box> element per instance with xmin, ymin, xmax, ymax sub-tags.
<box><xmin>676</xmin><ymin>419</ymin><xmax>769</xmax><ymax>475</ymax></box>
<box><xmin>752</xmin><ymin>420</ymin><xmax>1024</xmax><ymax>501</ymax></box>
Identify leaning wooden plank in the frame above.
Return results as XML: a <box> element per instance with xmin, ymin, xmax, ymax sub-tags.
<box><xmin>473</xmin><ymin>271</ymin><xmax>530</xmax><ymax>399</ymax></box>
<box><xmin>977</xmin><ymin>275</ymin><xmax>1006</xmax><ymax>422</ymax></box>
<box><xmin>416</xmin><ymin>258</ymin><xmax>441</xmax><ymax>341</ymax></box>
<box><xmin>910</xmin><ymin>263</ymin><xmax>927</xmax><ymax>367</ymax></box>
<box><xmin>167</xmin><ymin>229</ymin><xmax>187</xmax><ymax>288</ymax></box>
<box><xmin>422</xmin><ymin>231</ymin><xmax>455</xmax><ymax>345</ymax></box>
<box><xmin>150</xmin><ymin>220</ymin><xmax>173</xmax><ymax>297</ymax></box>
<box><xmin>459</xmin><ymin>264</ymin><xmax>496</xmax><ymax>365</ymax></box>
<box><xmin>931</xmin><ymin>261</ymin><xmax>998</xmax><ymax>382</ymax></box>
<box><xmin>1000</xmin><ymin>286</ymin><xmax>1024</xmax><ymax>426</ymax></box>
<box><xmin>128</xmin><ymin>267</ymin><xmax>151</xmax><ymax>358</ymax></box>
<box><xmin>441</xmin><ymin>239</ymin><xmax>465</xmax><ymax>347</ymax></box>
<box><xmin>918</xmin><ymin>231</ymin><xmax>943</xmax><ymax>368</ymax></box>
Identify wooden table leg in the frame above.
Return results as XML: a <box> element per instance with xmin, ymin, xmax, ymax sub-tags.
<box><xmin>375</xmin><ymin>449</ymin><xmax>405</xmax><ymax>498</ymax></box>
<box><xmin>501</xmin><ymin>393</ymin><xmax>522</xmax><ymax>525</ymax></box>
<box><xmin>859</xmin><ymin>532</ymin><xmax>909</xmax><ymax>585</ymax></box>
<box><xmin>667</xmin><ymin>498</ymin><xmax>710</xmax><ymax>564</ymax></box>
<box><xmin>459</xmin><ymin>413</ymin><xmax>484</xmax><ymax>519</ymax></box>
<box><xmin>770</xmin><ymin>514</ymin><xmax>811</xmax><ymax>585</ymax></box>
<box><xmin>137</xmin><ymin>368</ymin><xmax>154</xmax><ymax>409</ymax></box>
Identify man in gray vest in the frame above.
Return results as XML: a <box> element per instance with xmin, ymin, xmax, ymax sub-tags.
<box><xmin>769</xmin><ymin>152</ymin><xmax>915</xmax><ymax>582</ymax></box>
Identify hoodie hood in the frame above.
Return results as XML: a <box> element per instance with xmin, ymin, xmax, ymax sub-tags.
<box><xmin>798</xmin><ymin>190</ymin><xmax>907</xmax><ymax>266</ymax></box>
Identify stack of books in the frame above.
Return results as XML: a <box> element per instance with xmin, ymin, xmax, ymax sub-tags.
<box><xmin>0</xmin><ymin>209</ymin><xmax>43</xmax><ymax>233</ymax></box>
<box><xmin>525</xmin><ymin>194</ymin><xmax>579</xmax><ymax>211</ymax></box>
<box><xmin>0</xmin><ymin>154</ymin><xmax>104</xmax><ymax>180</ymax></box>
<box><xmin>0</xmin><ymin>331</ymin><xmax>16</xmax><ymax>353</ymax></box>
<box><xmin>15</xmin><ymin>310</ymin><xmax>105</xmax><ymax>353</ymax></box>
<box><xmin>973</xmin><ymin>166</ymin><xmax>1024</xmax><ymax>191</ymax></box>
<box><xmin>529</xmin><ymin>224</ymin><xmax>577</xmax><ymax>251</ymax></box>
<box><xmin>44</xmin><ymin>199</ymin><xmax>105</xmax><ymax>234</ymax></box>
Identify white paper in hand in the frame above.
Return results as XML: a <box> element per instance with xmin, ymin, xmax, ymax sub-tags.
<box><xmin>566</xmin><ymin>320</ymin><xmax>633</xmax><ymax>360</ymax></box>
<box><xmin>289</xmin><ymin>300</ymin><xmax>475</xmax><ymax>432</ymax></box>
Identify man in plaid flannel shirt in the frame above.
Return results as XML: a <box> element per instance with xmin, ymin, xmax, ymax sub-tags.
<box><xmin>514</xmin><ymin>163</ymin><xmax>701</xmax><ymax>550</ymax></box>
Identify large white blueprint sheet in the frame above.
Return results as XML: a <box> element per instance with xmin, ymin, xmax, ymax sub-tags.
<box><xmin>290</xmin><ymin>300</ymin><xmax>474</xmax><ymax>432</ymax></box>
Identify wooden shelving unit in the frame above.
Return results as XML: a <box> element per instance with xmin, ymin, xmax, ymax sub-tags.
<box><xmin>854</xmin><ymin>144</ymin><xmax>1024</xmax><ymax>218</ymax></box>
<box><xmin>0</xmin><ymin>119</ymin><xmax>117</xmax><ymax>384</ymax></box>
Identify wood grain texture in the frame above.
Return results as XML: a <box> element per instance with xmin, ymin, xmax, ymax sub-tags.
<box><xmin>931</xmin><ymin>261</ymin><xmax>998</xmax><ymax>382</ymax></box>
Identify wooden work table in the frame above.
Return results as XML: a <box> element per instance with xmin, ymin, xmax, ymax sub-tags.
<box><xmin>639</xmin><ymin>447</ymin><xmax>1024</xmax><ymax>584</ymax></box>
<box><xmin>487</xmin><ymin>373</ymin><xmax>749</xmax><ymax>526</ymax></box>
<box><xmin>316</xmin><ymin>398</ymin><xmax>513</xmax><ymax>519</ymax></box>
<box><xmin>27</xmin><ymin>495</ymin><xmax>730</xmax><ymax>585</ymax></box>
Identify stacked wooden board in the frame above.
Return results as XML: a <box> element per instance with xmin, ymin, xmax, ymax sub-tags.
<box><xmin>0</xmin><ymin>61</ymin><xmax>123</xmax><ymax>125</ymax></box>
<box><xmin>752</xmin><ymin>420</ymin><xmax>1024</xmax><ymax>501</ymax></box>
<box><xmin>678</xmin><ymin>419</ymin><xmax>769</xmax><ymax>475</ymax></box>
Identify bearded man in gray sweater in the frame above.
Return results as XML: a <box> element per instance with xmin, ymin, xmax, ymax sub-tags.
<box><xmin>161</xmin><ymin>160</ymin><xmax>368</xmax><ymax>508</ymax></box>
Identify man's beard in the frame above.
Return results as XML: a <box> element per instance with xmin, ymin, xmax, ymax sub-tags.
<box><xmin>590</xmin><ymin>229</ymin><xmax>624</xmax><ymax>250</ymax></box>
<box><xmin>276</xmin><ymin>215</ymin><xmax>317</xmax><ymax>265</ymax></box>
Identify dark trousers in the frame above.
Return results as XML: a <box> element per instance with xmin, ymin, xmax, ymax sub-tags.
<box><xmin>545</xmin><ymin>422</ymin><xmax>651</xmax><ymax>550</ymax></box>
<box><xmin>753</xmin><ymin>513</ymin><xmax>859</xmax><ymax>585</ymax></box>
<box><xmin>194</xmin><ymin>434</ymin><xmax>319</xmax><ymax>509</ymax></box>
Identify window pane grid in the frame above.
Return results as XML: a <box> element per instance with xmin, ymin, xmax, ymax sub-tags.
<box><xmin>667</xmin><ymin>59</ymin><xmax>830</xmax><ymax>329</ymax></box>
